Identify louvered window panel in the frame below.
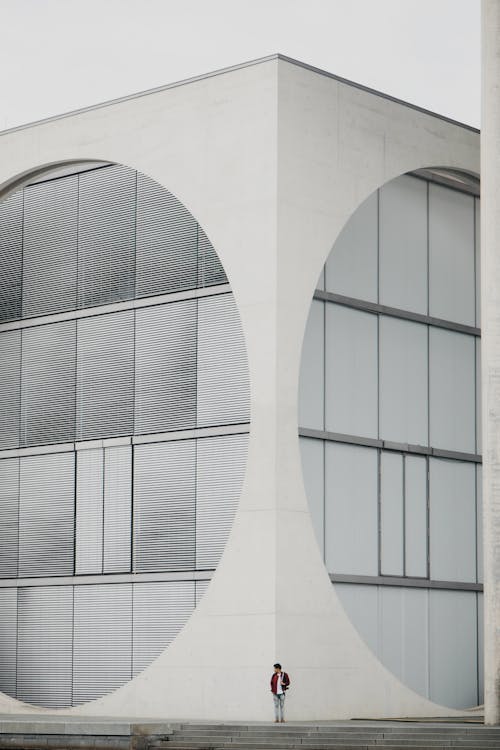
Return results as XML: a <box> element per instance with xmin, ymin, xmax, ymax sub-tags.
<box><xmin>197</xmin><ymin>294</ymin><xmax>250</xmax><ymax>427</ymax></box>
<box><xmin>196</xmin><ymin>434</ymin><xmax>248</xmax><ymax>569</ymax></box>
<box><xmin>76</xmin><ymin>311</ymin><xmax>134</xmax><ymax>440</ymax></box>
<box><xmin>136</xmin><ymin>173</ymin><xmax>197</xmax><ymax>297</ymax></box>
<box><xmin>21</xmin><ymin>320</ymin><xmax>76</xmax><ymax>446</ymax></box>
<box><xmin>19</xmin><ymin>453</ymin><xmax>75</xmax><ymax>577</ymax></box>
<box><xmin>17</xmin><ymin>586</ymin><xmax>73</xmax><ymax>708</ymax></box>
<box><xmin>195</xmin><ymin>580</ymin><xmax>210</xmax><ymax>606</ymax></box>
<box><xmin>197</xmin><ymin>226</ymin><xmax>227</xmax><ymax>287</ymax></box>
<box><xmin>22</xmin><ymin>176</ymin><xmax>77</xmax><ymax>317</ymax></box>
<box><xmin>0</xmin><ymin>588</ymin><xmax>17</xmax><ymax>697</ymax></box>
<box><xmin>0</xmin><ymin>191</ymin><xmax>23</xmax><ymax>321</ymax></box>
<box><xmin>134</xmin><ymin>441</ymin><xmax>196</xmax><ymax>572</ymax></box>
<box><xmin>78</xmin><ymin>165</ymin><xmax>136</xmax><ymax>308</ymax></box>
<box><xmin>103</xmin><ymin>446</ymin><xmax>132</xmax><ymax>573</ymax></box>
<box><xmin>72</xmin><ymin>583</ymin><xmax>132</xmax><ymax>705</ymax></box>
<box><xmin>135</xmin><ymin>301</ymin><xmax>196</xmax><ymax>434</ymax></box>
<box><xmin>132</xmin><ymin>581</ymin><xmax>194</xmax><ymax>677</ymax></box>
<box><xmin>76</xmin><ymin>449</ymin><xmax>104</xmax><ymax>575</ymax></box>
<box><xmin>0</xmin><ymin>330</ymin><xmax>21</xmax><ymax>449</ymax></box>
<box><xmin>0</xmin><ymin>458</ymin><xmax>19</xmax><ymax>578</ymax></box>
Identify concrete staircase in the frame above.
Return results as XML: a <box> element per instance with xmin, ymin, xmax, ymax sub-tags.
<box><xmin>151</xmin><ymin>722</ymin><xmax>500</xmax><ymax>750</ymax></box>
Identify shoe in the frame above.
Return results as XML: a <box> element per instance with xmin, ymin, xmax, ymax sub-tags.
<box><xmin>274</xmin><ymin>720</ymin><xmax>279</xmax><ymax>723</ymax></box>
<box><xmin>280</xmin><ymin>719</ymin><xmax>285</xmax><ymax>723</ymax></box>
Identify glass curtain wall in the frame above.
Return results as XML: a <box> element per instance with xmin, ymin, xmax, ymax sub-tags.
<box><xmin>0</xmin><ymin>164</ymin><xmax>250</xmax><ymax>707</ymax></box>
<box><xmin>299</xmin><ymin>174</ymin><xmax>482</xmax><ymax>709</ymax></box>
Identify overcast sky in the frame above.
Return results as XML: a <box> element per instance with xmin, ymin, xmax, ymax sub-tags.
<box><xmin>0</xmin><ymin>0</ymin><xmax>480</xmax><ymax>131</ymax></box>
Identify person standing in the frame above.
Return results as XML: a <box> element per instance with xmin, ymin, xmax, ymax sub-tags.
<box><xmin>270</xmin><ymin>663</ymin><xmax>290</xmax><ymax>722</ymax></box>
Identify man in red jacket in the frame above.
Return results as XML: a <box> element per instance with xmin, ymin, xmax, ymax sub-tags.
<box><xmin>270</xmin><ymin>663</ymin><xmax>290</xmax><ymax>722</ymax></box>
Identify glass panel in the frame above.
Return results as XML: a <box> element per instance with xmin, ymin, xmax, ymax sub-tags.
<box><xmin>325</xmin><ymin>192</ymin><xmax>378</xmax><ymax>302</ymax></box>
<box><xmin>325</xmin><ymin>304</ymin><xmax>378</xmax><ymax>439</ymax></box>
<box><xmin>429</xmin><ymin>329</ymin><xmax>475</xmax><ymax>454</ymax></box>
<box><xmin>379</xmin><ymin>317</ymin><xmax>428</xmax><ymax>446</ymax></box>
<box><xmin>380</xmin><ymin>452</ymin><xmax>403</xmax><ymax>576</ymax></box>
<box><xmin>299</xmin><ymin>437</ymin><xmax>324</xmax><ymax>558</ymax></box>
<box><xmin>404</xmin><ymin>455</ymin><xmax>428</xmax><ymax>578</ymax></box>
<box><xmin>429</xmin><ymin>458</ymin><xmax>476</xmax><ymax>583</ymax></box>
<box><xmin>379</xmin><ymin>175</ymin><xmax>427</xmax><ymax>314</ymax></box>
<box><xmin>325</xmin><ymin>443</ymin><xmax>378</xmax><ymax>575</ymax></box>
<box><xmin>429</xmin><ymin>183</ymin><xmax>475</xmax><ymax>326</ymax></box>
<box><xmin>298</xmin><ymin>299</ymin><xmax>324</xmax><ymax>431</ymax></box>
<box><xmin>429</xmin><ymin>590</ymin><xmax>477</xmax><ymax>708</ymax></box>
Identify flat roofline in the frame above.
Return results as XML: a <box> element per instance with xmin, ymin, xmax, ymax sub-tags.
<box><xmin>0</xmin><ymin>53</ymin><xmax>479</xmax><ymax>138</ymax></box>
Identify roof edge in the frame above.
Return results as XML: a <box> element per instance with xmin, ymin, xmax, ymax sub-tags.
<box><xmin>0</xmin><ymin>53</ymin><xmax>479</xmax><ymax>138</ymax></box>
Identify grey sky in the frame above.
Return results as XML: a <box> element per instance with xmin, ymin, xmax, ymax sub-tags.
<box><xmin>0</xmin><ymin>0</ymin><xmax>480</xmax><ymax>131</ymax></box>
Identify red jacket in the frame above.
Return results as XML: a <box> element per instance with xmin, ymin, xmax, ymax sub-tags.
<box><xmin>270</xmin><ymin>671</ymin><xmax>290</xmax><ymax>694</ymax></box>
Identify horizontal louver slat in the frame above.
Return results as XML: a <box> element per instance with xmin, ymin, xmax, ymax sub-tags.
<box><xmin>135</xmin><ymin>300</ymin><xmax>197</xmax><ymax>434</ymax></box>
<box><xmin>103</xmin><ymin>446</ymin><xmax>132</xmax><ymax>573</ymax></box>
<box><xmin>78</xmin><ymin>165</ymin><xmax>136</xmax><ymax>308</ymax></box>
<box><xmin>17</xmin><ymin>586</ymin><xmax>73</xmax><ymax>708</ymax></box>
<box><xmin>197</xmin><ymin>226</ymin><xmax>227</xmax><ymax>288</ymax></box>
<box><xmin>19</xmin><ymin>453</ymin><xmax>75</xmax><ymax>577</ymax></box>
<box><xmin>0</xmin><ymin>458</ymin><xmax>19</xmax><ymax>578</ymax></box>
<box><xmin>22</xmin><ymin>176</ymin><xmax>77</xmax><ymax>317</ymax></box>
<box><xmin>0</xmin><ymin>330</ymin><xmax>21</xmax><ymax>449</ymax></box>
<box><xmin>132</xmin><ymin>581</ymin><xmax>194</xmax><ymax>677</ymax></box>
<box><xmin>197</xmin><ymin>294</ymin><xmax>250</xmax><ymax>427</ymax></box>
<box><xmin>136</xmin><ymin>173</ymin><xmax>197</xmax><ymax>297</ymax></box>
<box><xmin>0</xmin><ymin>191</ymin><xmax>22</xmax><ymax>322</ymax></box>
<box><xmin>21</xmin><ymin>320</ymin><xmax>76</xmax><ymax>447</ymax></box>
<box><xmin>134</xmin><ymin>441</ymin><xmax>196</xmax><ymax>572</ymax></box>
<box><xmin>196</xmin><ymin>434</ymin><xmax>248</xmax><ymax>569</ymax></box>
<box><xmin>72</xmin><ymin>583</ymin><xmax>132</xmax><ymax>705</ymax></box>
<box><xmin>75</xmin><ymin>449</ymin><xmax>104</xmax><ymax>575</ymax></box>
<box><xmin>76</xmin><ymin>311</ymin><xmax>134</xmax><ymax>440</ymax></box>
<box><xmin>0</xmin><ymin>589</ymin><xmax>16</xmax><ymax>697</ymax></box>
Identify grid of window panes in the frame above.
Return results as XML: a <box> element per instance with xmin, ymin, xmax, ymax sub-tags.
<box><xmin>0</xmin><ymin>164</ymin><xmax>250</xmax><ymax>708</ymax></box>
<box><xmin>299</xmin><ymin>174</ymin><xmax>482</xmax><ymax>710</ymax></box>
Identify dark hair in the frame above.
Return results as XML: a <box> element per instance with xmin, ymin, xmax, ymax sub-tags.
<box><xmin>273</xmin><ymin>663</ymin><xmax>281</xmax><ymax>669</ymax></box>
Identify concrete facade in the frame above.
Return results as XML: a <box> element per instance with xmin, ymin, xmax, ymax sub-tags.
<box><xmin>0</xmin><ymin>56</ymin><xmax>480</xmax><ymax>720</ymax></box>
<box><xmin>482</xmin><ymin>0</ymin><xmax>500</xmax><ymax>727</ymax></box>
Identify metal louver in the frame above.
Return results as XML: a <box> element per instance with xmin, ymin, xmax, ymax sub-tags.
<box><xmin>136</xmin><ymin>173</ymin><xmax>197</xmax><ymax>297</ymax></box>
<box><xmin>197</xmin><ymin>293</ymin><xmax>250</xmax><ymax>427</ymax></box>
<box><xmin>18</xmin><ymin>453</ymin><xmax>75</xmax><ymax>577</ymax></box>
<box><xmin>72</xmin><ymin>583</ymin><xmax>132</xmax><ymax>705</ymax></box>
<box><xmin>197</xmin><ymin>226</ymin><xmax>227</xmax><ymax>287</ymax></box>
<box><xmin>0</xmin><ymin>330</ymin><xmax>21</xmax><ymax>449</ymax></box>
<box><xmin>76</xmin><ymin>311</ymin><xmax>134</xmax><ymax>440</ymax></box>
<box><xmin>0</xmin><ymin>458</ymin><xmax>19</xmax><ymax>578</ymax></box>
<box><xmin>75</xmin><ymin>449</ymin><xmax>104</xmax><ymax>575</ymax></box>
<box><xmin>135</xmin><ymin>300</ymin><xmax>197</xmax><ymax>434</ymax></box>
<box><xmin>78</xmin><ymin>165</ymin><xmax>136</xmax><ymax>308</ymax></box>
<box><xmin>196</xmin><ymin>433</ymin><xmax>248</xmax><ymax>569</ymax></box>
<box><xmin>0</xmin><ymin>191</ymin><xmax>22</xmax><ymax>322</ymax></box>
<box><xmin>20</xmin><ymin>320</ymin><xmax>76</xmax><ymax>447</ymax></box>
<box><xmin>16</xmin><ymin>586</ymin><xmax>73</xmax><ymax>708</ymax></box>
<box><xmin>22</xmin><ymin>176</ymin><xmax>77</xmax><ymax>317</ymax></box>
<box><xmin>0</xmin><ymin>589</ymin><xmax>17</xmax><ymax>697</ymax></box>
<box><xmin>134</xmin><ymin>441</ymin><xmax>196</xmax><ymax>572</ymax></box>
<box><xmin>132</xmin><ymin>581</ymin><xmax>194</xmax><ymax>677</ymax></box>
<box><xmin>103</xmin><ymin>446</ymin><xmax>132</xmax><ymax>573</ymax></box>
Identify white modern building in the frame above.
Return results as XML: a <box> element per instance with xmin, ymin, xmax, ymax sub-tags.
<box><xmin>0</xmin><ymin>53</ymin><xmax>486</xmax><ymax>721</ymax></box>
